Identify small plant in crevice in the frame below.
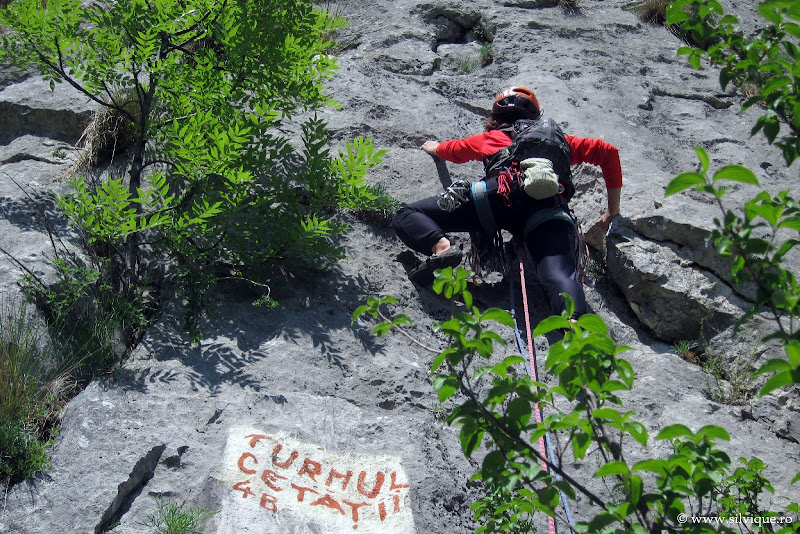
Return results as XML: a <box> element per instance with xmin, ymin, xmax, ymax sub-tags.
<box><xmin>558</xmin><ymin>0</ymin><xmax>582</xmax><ymax>14</ymax></box>
<box><xmin>350</xmin><ymin>184</ymin><xmax>403</xmax><ymax>227</ymax></box>
<box><xmin>700</xmin><ymin>351</ymin><xmax>757</xmax><ymax>406</ymax></box>
<box><xmin>0</xmin><ymin>419</ymin><xmax>51</xmax><ymax>481</ymax></box>
<box><xmin>479</xmin><ymin>42</ymin><xmax>493</xmax><ymax>66</ymax></box>
<box><xmin>431</xmin><ymin>401</ymin><xmax>448</xmax><ymax>422</ymax></box>
<box><xmin>671</xmin><ymin>338</ymin><xmax>700</xmax><ymax>364</ymax></box>
<box><xmin>633</xmin><ymin>0</ymin><xmax>671</xmax><ymax>25</ymax></box>
<box><xmin>585</xmin><ymin>253</ymin><xmax>608</xmax><ymax>286</ymax></box>
<box><xmin>140</xmin><ymin>498</ymin><xmax>216</xmax><ymax>534</ymax></box>
<box><xmin>454</xmin><ymin>55</ymin><xmax>481</xmax><ymax>74</ymax></box>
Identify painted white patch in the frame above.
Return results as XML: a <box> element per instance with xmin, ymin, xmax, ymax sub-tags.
<box><xmin>215</xmin><ymin>427</ymin><xmax>416</xmax><ymax>534</ymax></box>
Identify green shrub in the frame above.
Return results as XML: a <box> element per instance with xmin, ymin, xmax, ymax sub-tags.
<box><xmin>0</xmin><ymin>419</ymin><xmax>51</xmax><ymax>480</ymax></box>
<box><xmin>667</xmin><ymin>0</ymin><xmax>799</xmax><ymax>164</ymax></box>
<box><xmin>354</xmin><ymin>267</ymin><xmax>800</xmax><ymax>533</ymax></box>
<box><xmin>0</xmin><ymin>0</ymin><xmax>385</xmax><ymax>336</ymax></box>
<box><xmin>350</xmin><ymin>184</ymin><xmax>403</xmax><ymax>227</ymax></box>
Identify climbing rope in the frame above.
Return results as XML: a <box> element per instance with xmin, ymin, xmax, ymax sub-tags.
<box><xmin>508</xmin><ymin>243</ymin><xmax>576</xmax><ymax>534</ymax></box>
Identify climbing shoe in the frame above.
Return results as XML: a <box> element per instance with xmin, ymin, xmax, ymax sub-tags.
<box><xmin>408</xmin><ymin>245</ymin><xmax>463</xmax><ymax>285</ymax></box>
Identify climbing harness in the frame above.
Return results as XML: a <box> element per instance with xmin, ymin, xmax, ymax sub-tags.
<box><xmin>522</xmin><ymin>206</ymin><xmax>590</xmax><ymax>287</ymax></box>
<box><xmin>507</xmin><ymin>242</ymin><xmax>577</xmax><ymax>534</ymax></box>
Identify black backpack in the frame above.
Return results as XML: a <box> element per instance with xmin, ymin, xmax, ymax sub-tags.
<box><xmin>483</xmin><ymin>118</ymin><xmax>574</xmax><ymax>201</ymax></box>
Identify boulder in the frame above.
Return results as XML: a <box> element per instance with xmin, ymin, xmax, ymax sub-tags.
<box><xmin>606</xmin><ymin>221</ymin><xmax>748</xmax><ymax>342</ymax></box>
<box><xmin>0</xmin><ymin>76</ymin><xmax>96</xmax><ymax>145</ymax></box>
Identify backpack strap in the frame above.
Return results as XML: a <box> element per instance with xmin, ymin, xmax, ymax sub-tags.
<box><xmin>471</xmin><ymin>181</ymin><xmax>497</xmax><ymax>234</ymax></box>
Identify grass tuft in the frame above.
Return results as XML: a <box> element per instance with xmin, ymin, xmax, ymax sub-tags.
<box><xmin>479</xmin><ymin>42</ymin><xmax>493</xmax><ymax>66</ymax></box>
<box><xmin>559</xmin><ymin>0</ymin><xmax>582</xmax><ymax>13</ymax></box>
<box><xmin>672</xmin><ymin>339</ymin><xmax>700</xmax><ymax>364</ymax></box>
<box><xmin>141</xmin><ymin>498</ymin><xmax>216</xmax><ymax>534</ymax></box>
<box><xmin>454</xmin><ymin>55</ymin><xmax>481</xmax><ymax>74</ymax></box>
<box><xmin>72</xmin><ymin>89</ymin><xmax>139</xmax><ymax>172</ymax></box>
<box><xmin>0</xmin><ymin>297</ymin><xmax>79</xmax><ymax>480</ymax></box>
<box><xmin>634</xmin><ymin>0</ymin><xmax>671</xmax><ymax>25</ymax></box>
<box><xmin>701</xmin><ymin>351</ymin><xmax>756</xmax><ymax>406</ymax></box>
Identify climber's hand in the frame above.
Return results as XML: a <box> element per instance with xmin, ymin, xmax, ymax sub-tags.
<box><xmin>421</xmin><ymin>140</ymin><xmax>440</xmax><ymax>156</ymax></box>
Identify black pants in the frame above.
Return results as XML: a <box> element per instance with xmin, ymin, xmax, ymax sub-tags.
<box><xmin>392</xmin><ymin>178</ymin><xmax>586</xmax><ymax>316</ymax></box>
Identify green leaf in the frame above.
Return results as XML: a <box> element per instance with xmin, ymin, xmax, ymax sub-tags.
<box><xmin>617</xmin><ymin>359</ymin><xmax>635</xmax><ymax>388</ymax></box>
<box><xmin>712</xmin><ymin>165</ymin><xmax>760</xmax><ymax>186</ymax></box>
<box><xmin>482</xmin><ymin>450</ymin><xmax>506</xmax><ymax>478</ymax></box>
<box><xmin>460</xmin><ymin>419</ymin><xmax>484</xmax><ymax>457</ymax></box>
<box><xmin>508</xmin><ymin>397</ymin><xmax>532</xmax><ymax>430</ymax></box>
<box><xmin>431</xmin><ymin>351</ymin><xmax>449</xmax><ymax>372</ymax></box>
<box><xmin>759</xmin><ymin>3</ymin><xmax>783</xmax><ymax>24</ymax></box>
<box><xmin>371</xmin><ymin>323</ymin><xmax>391</xmax><ymax>336</ymax></box>
<box><xmin>786</xmin><ymin>22</ymin><xmax>800</xmax><ymax>39</ymax></box>
<box><xmin>626</xmin><ymin>422</ymin><xmax>649</xmax><ymax>447</ymax></box>
<box><xmin>591</xmin><ymin>408</ymin><xmax>622</xmax><ymax>422</ymax></box>
<box><xmin>666</xmin><ymin>2</ymin><xmax>690</xmax><ymax>25</ymax></box>
<box><xmin>764</xmin><ymin>118</ymin><xmax>780</xmax><ymax>144</ymax></box>
<box><xmin>587</xmin><ymin>512</ymin><xmax>619</xmax><ymax>532</ymax></box>
<box><xmin>779</xmin><ymin>217</ymin><xmax>800</xmax><ymax>231</ymax></box>
<box><xmin>754</xmin><ymin>358</ymin><xmax>792</xmax><ymax>376</ymax></box>
<box><xmin>665</xmin><ymin>172</ymin><xmax>705</xmax><ymax>197</ymax></box>
<box><xmin>629</xmin><ymin>475</ymin><xmax>643</xmax><ymax>505</ymax></box>
<box><xmin>757</xmin><ymin>370</ymin><xmax>798</xmax><ymax>398</ymax></box>
<box><xmin>656</xmin><ymin>424</ymin><xmax>693</xmax><ymax>440</ymax></box>
<box><xmin>432</xmin><ymin>374</ymin><xmax>459</xmax><ymax>402</ymax></box>
<box><xmin>632</xmin><ymin>459</ymin><xmax>668</xmax><ymax>475</ymax></box>
<box><xmin>594</xmin><ymin>461</ymin><xmax>629</xmax><ymax>478</ymax></box>
<box><xmin>602</xmin><ymin>380</ymin><xmax>629</xmax><ymax>392</ymax></box>
<box><xmin>533</xmin><ymin>316</ymin><xmax>570</xmax><ymax>336</ymax></box>
<box><xmin>463</xmin><ymin>289</ymin><xmax>473</xmax><ymax>309</ymax></box>
<box><xmin>696</xmin><ymin>425</ymin><xmax>730</xmax><ymax>442</ymax></box>
<box><xmin>480</xmin><ymin>308</ymin><xmax>515</xmax><ymax>328</ymax></box>
<box><xmin>694</xmin><ymin>146</ymin><xmax>710</xmax><ymax>173</ymax></box>
<box><xmin>576</xmin><ymin>314</ymin><xmax>607</xmax><ymax>334</ymax></box>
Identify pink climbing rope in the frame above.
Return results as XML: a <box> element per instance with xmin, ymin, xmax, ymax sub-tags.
<box><xmin>518</xmin><ymin>255</ymin><xmax>557</xmax><ymax>534</ymax></box>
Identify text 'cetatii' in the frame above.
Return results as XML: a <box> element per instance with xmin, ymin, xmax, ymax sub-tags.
<box><xmin>217</xmin><ymin>427</ymin><xmax>416</xmax><ymax>533</ymax></box>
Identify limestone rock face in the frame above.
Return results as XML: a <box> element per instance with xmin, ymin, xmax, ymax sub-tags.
<box><xmin>0</xmin><ymin>76</ymin><xmax>96</xmax><ymax>145</ymax></box>
<box><xmin>606</xmin><ymin>220</ymin><xmax>748</xmax><ymax>342</ymax></box>
<box><xmin>1</xmin><ymin>1</ymin><xmax>799</xmax><ymax>533</ymax></box>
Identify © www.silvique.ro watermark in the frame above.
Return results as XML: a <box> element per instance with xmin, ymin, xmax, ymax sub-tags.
<box><xmin>678</xmin><ymin>513</ymin><xmax>795</xmax><ymax>526</ymax></box>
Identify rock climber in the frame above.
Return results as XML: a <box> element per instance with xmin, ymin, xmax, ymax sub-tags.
<box><xmin>391</xmin><ymin>86</ymin><xmax>622</xmax><ymax>317</ymax></box>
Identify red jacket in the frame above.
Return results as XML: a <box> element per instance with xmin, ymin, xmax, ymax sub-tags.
<box><xmin>436</xmin><ymin>129</ymin><xmax>623</xmax><ymax>189</ymax></box>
